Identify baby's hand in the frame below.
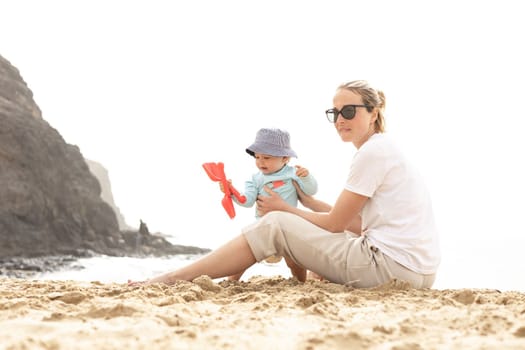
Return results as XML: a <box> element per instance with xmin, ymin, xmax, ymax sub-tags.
<box><xmin>295</xmin><ymin>165</ymin><xmax>309</xmax><ymax>177</ymax></box>
<box><xmin>219</xmin><ymin>179</ymin><xmax>233</xmax><ymax>193</ymax></box>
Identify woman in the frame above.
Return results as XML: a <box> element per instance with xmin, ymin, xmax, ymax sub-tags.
<box><xmin>131</xmin><ymin>80</ymin><xmax>440</xmax><ymax>288</ymax></box>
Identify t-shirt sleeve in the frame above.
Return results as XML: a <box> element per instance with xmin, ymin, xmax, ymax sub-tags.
<box><xmin>345</xmin><ymin>143</ymin><xmax>387</xmax><ymax>197</ymax></box>
<box><xmin>236</xmin><ymin>174</ymin><xmax>259</xmax><ymax>207</ymax></box>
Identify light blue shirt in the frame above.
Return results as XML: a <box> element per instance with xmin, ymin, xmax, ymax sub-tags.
<box><xmin>233</xmin><ymin>164</ymin><xmax>318</xmax><ymax>218</ymax></box>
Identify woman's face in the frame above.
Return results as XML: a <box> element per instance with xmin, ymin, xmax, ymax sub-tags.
<box><xmin>254</xmin><ymin>154</ymin><xmax>288</xmax><ymax>175</ymax></box>
<box><xmin>332</xmin><ymin>89</ymin><xmax>377</xmax><ymax>148</ymax></box>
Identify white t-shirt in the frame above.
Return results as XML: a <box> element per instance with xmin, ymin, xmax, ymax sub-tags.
<box><xmin>345</xmin><ymin>133</ymin><xmax>440</xmax><ymax>274</ymax></box>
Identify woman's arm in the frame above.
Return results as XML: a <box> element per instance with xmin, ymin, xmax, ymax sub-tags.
<box><xmin>293</xmin><ymin>180</ymin><xmax>362</xmax><ymax>234</ymax></box>
<box><xmin>293</xmin><ymin>180</ymin><xmax>330</xmax><ymax>212</ymax></box>
<box><xmin>257</xmin><ymin>184</ymin><xmax>367</xmax><ymax>233</ymax></box>
<box><xmin>345</xmin><ymin>215</ymin><xmax>362</xmax><ymax>235</ymax></box>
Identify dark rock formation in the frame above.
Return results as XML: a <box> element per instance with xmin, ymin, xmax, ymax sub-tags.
<box><xmin>0</xmin><ymin>255</ymin><xmax>84</xmax><ymax>279</ymax></box>
<box><xmin>0</xmin><ymin>54</ymin><xmax>209</xmax><ymax>266</ymax></box>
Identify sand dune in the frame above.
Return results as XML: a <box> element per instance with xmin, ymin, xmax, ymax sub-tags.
<box><xmin>1</xmin><ymin>276</ymin><xmax>524</xmax><ymax>349</ymax></box>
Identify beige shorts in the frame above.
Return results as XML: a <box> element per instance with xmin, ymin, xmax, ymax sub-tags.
<box><xmin>242</xmin><ymin>211</ymin><xmax>435</xmax><ymax>288</ymax></box>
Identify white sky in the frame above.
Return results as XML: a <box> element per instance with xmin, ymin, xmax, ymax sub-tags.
<box><xmin>2</xmin><ymin>1</ymin><xmax>525</xmax><ymax>289</ymax></box>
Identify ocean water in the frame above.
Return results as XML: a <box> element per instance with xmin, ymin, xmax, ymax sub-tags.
<box><xmin>32</xmin><ymin>236</ymin><xmax>525</xmax><ymax>293</ymax></box>
<box><xmin>33</xmin><ymin>254</ymin><xmax>292</xmax><ymax>284</ymax></box>
<box><xmin>28</xmin><ymin>215</ymin><xmax>525</xmax><ymax>292</ymax></box>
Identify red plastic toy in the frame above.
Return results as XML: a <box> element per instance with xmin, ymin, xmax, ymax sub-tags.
<box><xmin>202</xmin><ymin>162</ymin><xmax>247</xmax><ymax>219</ymax></box>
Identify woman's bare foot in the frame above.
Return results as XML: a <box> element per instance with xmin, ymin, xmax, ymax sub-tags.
<box><xmin>127</xmin><ymin>279</ymin><xmax>147</xmax><ymax>286</ymax></box>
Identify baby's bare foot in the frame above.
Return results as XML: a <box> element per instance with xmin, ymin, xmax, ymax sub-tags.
<box><xmin>290</xmin><ymin>266</ymin><xmax>306</xmax><ymax>282</ymax></box>
<box><xmin>307</xmin><ymin>271</ymin><xmax>325</xmax><ymax>281</ymax></box>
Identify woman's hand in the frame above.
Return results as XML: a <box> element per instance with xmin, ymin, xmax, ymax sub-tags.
<box><xmin>293</xmin><ymin>180</ymin><xmax>313</xmax><ymax>207</ymax></box>
<box><xmin>256</xmin><ymin>186</ymin><xmax>291</xmax><ymax>216</ymax></box>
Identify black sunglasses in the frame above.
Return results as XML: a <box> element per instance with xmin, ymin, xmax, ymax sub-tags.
<box><xmin>325</xmin><ymin>104</ymin><xmax>370</xmax><ymax>123</ymax></box>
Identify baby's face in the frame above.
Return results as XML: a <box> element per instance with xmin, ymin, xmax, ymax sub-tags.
<box><xmin>254</xmin><ymin>154</ymin><xmax>289</xmax><ymax>175</ymax></box>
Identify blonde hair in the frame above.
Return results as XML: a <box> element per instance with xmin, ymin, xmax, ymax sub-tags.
<box><xmin>337</xmin><ymin>80</ymin><xmax>386</xmax><ymax>133</ymax></box>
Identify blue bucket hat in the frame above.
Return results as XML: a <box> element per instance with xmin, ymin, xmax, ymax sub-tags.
<box><xmin>246</xmin><ymin>128</ymin><xmax>297</xmax><ymax>158</ymax></box>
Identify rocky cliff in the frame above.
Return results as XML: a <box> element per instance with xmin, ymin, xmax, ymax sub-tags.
<box><xmin>85</xmin><ymin>159</ymin><xmax>132</xmax><ymax>231</ymax></box>
<box><xmin>0</xmin><ymin>54</ymin><xmax>209</xmax><ymax>262</ymax></box>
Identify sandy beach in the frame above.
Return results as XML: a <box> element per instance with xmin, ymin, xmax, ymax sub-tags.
<box><xmin>1</xmin><ymin>276</ymin><xmax>524</xmax><ymax>349</ymax></box>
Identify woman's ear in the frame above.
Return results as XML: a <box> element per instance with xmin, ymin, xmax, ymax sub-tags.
<box><xmin>283</xmin><ymin>156</ymin><xmax>290</xmax><ymax>164</ymax></box>
<box><xmin>370</xmin><ymin>108</ymin><xmax>379</xmax><ymax>126</ymax></box>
